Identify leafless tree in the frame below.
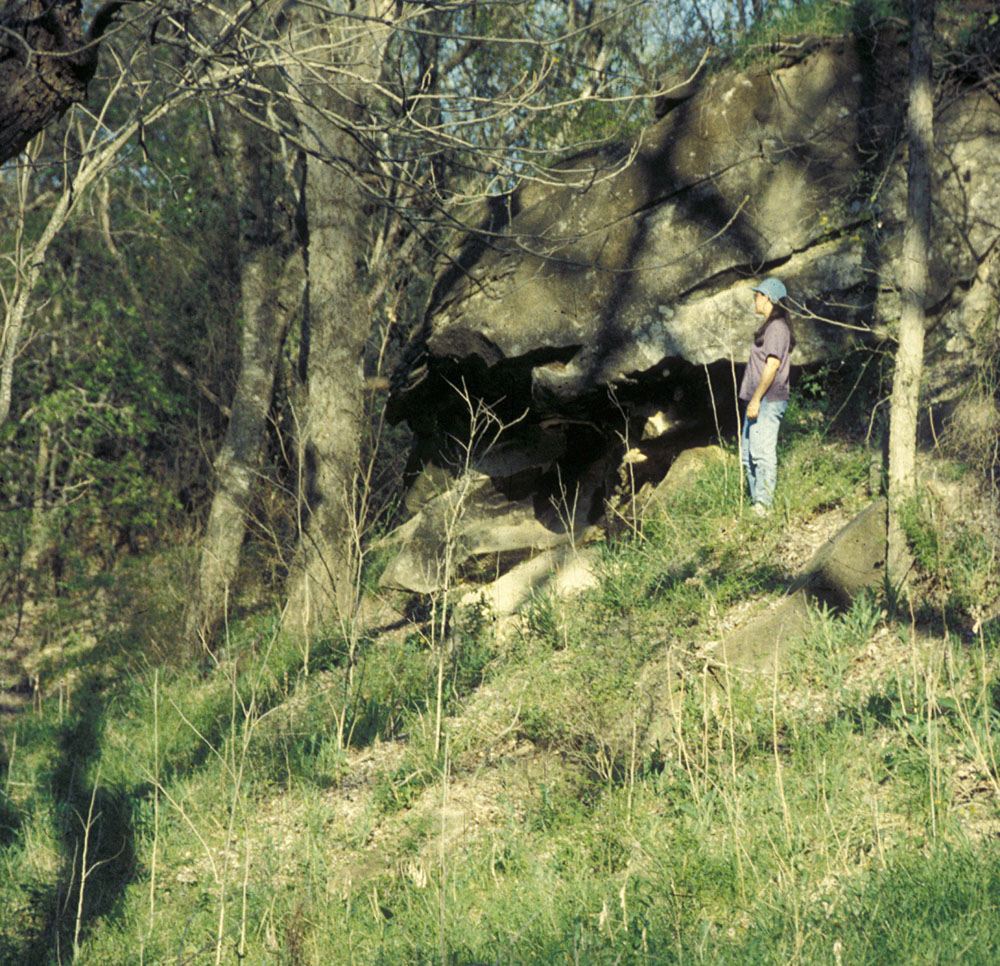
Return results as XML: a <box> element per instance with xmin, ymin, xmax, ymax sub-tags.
<box><xmin>887</xmin><ymin>0</ymin><xmax>935</xmax><ymax>578</ymax></box>
<box><xmin>1</xmin><ymin>0</ymin><xmax>702</xmax><ymax>645</ymax></box>
<box><xmin>179</xmin><ymin>0</ymin><xmax>675</xmax><ymax>641</ymax></box>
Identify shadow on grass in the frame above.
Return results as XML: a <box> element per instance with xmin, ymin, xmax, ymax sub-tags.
<box><xmin>5</xmin><ymin>693</ymin><xmax>137</xmax><ymax>966</ymax></box>
<box><xmin>0</xmin><ymin>744</ymin><xmax>20</xmax><ymax>850</ymax></box>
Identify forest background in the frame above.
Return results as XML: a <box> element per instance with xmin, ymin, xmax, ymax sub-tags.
<box><xmin>0</xmin><ymin>0</ymin><xmax>979</xmax><ymax>649</ymax></box>
<box><xmin>1</xmin><ymin>0</ymin><xmax>732</xmax><ymax>645</ymax></box>
<box><xmin>3</xmin><ymin>0</ymin><xmax>1000</xmax><ymax>963</ymax></box>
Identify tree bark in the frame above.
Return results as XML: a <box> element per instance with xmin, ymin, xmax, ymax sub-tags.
<box><xmin>887</xmin><ymin>0</ymin><xmax>934</xmax><ymax>578</ymax></box>
<box><xmin>0</xmin><ymin>0</ymin><xmax>111</xmax><ymax>164</ymax></box>
<box><xmin>281</xmin><ymin>1</ymin><xmax>393</xmax><ymax>639</ymax></box>
<box><xmin>184</xmin><ymin>109</ymin><xmax>301</xmax><ymax>648</ymax></box>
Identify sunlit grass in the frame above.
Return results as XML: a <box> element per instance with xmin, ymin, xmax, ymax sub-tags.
<box><xmin>2</xmin><ymin>400</ymin><xmax>1000</xmax><ymax>964</ymax></box>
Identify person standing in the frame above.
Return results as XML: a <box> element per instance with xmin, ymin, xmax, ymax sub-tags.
<box><xmin>739</xmin><ymin>277</ymin><xmax>794</xmax><ymax>515</ymax></box>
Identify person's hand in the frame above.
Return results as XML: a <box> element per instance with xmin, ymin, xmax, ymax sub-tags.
<box><xmin>746</xmin><ymin>398</ymin><xmax>760</xmax><ymax>420</ymax></box>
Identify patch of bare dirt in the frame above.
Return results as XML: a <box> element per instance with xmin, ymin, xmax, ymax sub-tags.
<box><xmin>242</xmin><ymin>728</ymin><xmax>564</xmax><ymax>900</ymax></box>
<box><xmin>774</xmin><ymin>504</ymin><xmax>855</xmax><ymax>577</ymax></box>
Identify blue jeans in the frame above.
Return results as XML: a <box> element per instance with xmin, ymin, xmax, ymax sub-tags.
<box><xmin>741</xmin><ymin>399</ymin><xmax>787</xmax><ymax>508</ymax></box>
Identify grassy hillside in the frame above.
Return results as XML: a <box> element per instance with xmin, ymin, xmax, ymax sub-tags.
<box><xmin>2</xmin><ymin>384</ymin><xmax>1000</xmax><ymax>965</ymax></box>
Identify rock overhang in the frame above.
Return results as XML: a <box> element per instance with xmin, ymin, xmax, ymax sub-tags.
<box><xmin>381</xmin><ymin>31</ymin><xmax>1000</xmax><ymax>597</ymax></box>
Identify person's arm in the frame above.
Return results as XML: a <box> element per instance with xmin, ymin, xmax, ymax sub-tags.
<box><xmin>745</xmin><ymin>355</ymin><xmax>780</xmax><ymax>420</ymax></box>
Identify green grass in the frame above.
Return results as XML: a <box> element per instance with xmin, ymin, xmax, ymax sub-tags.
<box><xmin>2</xmin><ymin>400</ymin><xmax>1000</xmax><ymax>964</ymax></box>
<box><xmin>727</xmin><ymin>0</ymin><xmax>903</xmax><ymax>70</ymax></box>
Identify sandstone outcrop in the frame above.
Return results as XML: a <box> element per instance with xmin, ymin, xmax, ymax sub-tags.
<box><xmin>381</xmin><ymin>31</ymin><xmax>1000</xmax><ymax>597</ymax></box>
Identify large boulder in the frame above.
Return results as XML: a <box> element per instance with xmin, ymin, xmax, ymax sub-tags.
<box><xmin>382</xmin><ymin>32</ymin><xmax>1000</xmax><ymax>594</ymax></box>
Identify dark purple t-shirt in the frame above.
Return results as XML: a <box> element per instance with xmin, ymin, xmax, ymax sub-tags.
<box><xmin>739</xmin><ymin>318</ymin><xmax>791</xmax><ymax>402</ymax></box>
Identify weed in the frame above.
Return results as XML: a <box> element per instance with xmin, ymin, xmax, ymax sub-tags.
<box><xmin>940</xmin><ymin>309</ymin><xmax>1000</xmax><ymax>482</ymax></box>
<box><xmin>523</xmin><ymin>590</ymin><xmax>567</xmax><ymax>649</ymax></box>
<box><xmin>898</xmin><ymin>488</ymin><xmax>1000</xmax><ymax>628</ymax></box>
<box><xmin>791</xmin><ymin>590</ymin><xmax>884</xmax><ymax>693</ymax></box>
<box><xmin>5</xmin><ymin>407</ymin><xmax>1000</xmax><ymax>965</ymax></box>
<box><xmin>792</xmin><ymin>344</ymin><xmax>890</xmax><ymax>439</ymax></box>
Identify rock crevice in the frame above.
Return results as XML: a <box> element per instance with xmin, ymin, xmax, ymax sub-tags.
<box><xmin>382</xmin><ymin>33</ymin><xmax>1000</xmax><ymax>597</ymax></box>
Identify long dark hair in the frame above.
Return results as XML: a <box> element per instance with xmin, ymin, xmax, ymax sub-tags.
<box><xmin>753</xmin><ymin>300</ymin><xmax>795</xmax><ymax>350</ymax></box>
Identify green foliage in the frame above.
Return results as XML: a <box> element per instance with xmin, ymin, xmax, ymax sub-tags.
<box><xmin>5</xmin><ymin>407</ymin><xmax>1000</xmax><ymax>965</ymax></box>
<box><xmin>792</xmin><ymin>590</ymin><xmax>885</xmax><ymax>693</ymax></box>
<box><xmin>780</xmin><ymin>434</ymin><xmax>872</xmax><ymax>516</ymax></box>
<box><xmin>731</xmin><ymin>0</ymin><xmax>903</xmax><ymax>70</ymax></box>
<box><xmin>899</xmin><ymin>494</ymin><xmax>939</xmax><ymax>571</ymax></box>
<box><xmin>0</xmin><ymin>102</ymin><xmax>240</xmax><ymax>604</ymax></box>
<box><xmin>792</xmin><ymin>344</ymin><xmax>891</xmax><ymax>440</ymax></box>
<box><xmin>0</xmin><ymin>326</ymin><xmax>185</xmax><ymax>586</ymax></box>
<box><xmin>898</xmin><ymin>491</ymin><xmax>1000</xmax><ymax>625</ymax></box>
<box><xmin>940</xmin><ymin>311</ymin><xmax>1000</xmax><ymax>479</ymax></box>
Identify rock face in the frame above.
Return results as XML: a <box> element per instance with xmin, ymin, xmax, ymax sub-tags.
<box><xmin>714</xmin><ymin>498</ymin><xmax>888</xmax><ymax>675</ymax></box>
<box><xmin>382</xmin><ymin>32</ymin><xmax>1000</xmax><ymax>596</ymax></box>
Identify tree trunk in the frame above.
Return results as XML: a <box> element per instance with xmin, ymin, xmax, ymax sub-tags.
<box><xmin>887</xmin><ymin>0</ymin><xmax>934</xmax><ymax>578</ymax></box>
<box><xmin>22</xmin><ymin>423</ymin><xmax>51</xmax><ymax>584</ymax></box>
<box><xmin>0</xmin><ymin>0</ymin><xmax>107</xmax><ymax>164</ymax></box>
<box><xmin>184</xmin><ymin>109</ymin><xmax>301</xmax><ymax>649</ymax></box>
<box><xmin>281</xmin><ymin>1</ymin><xmax>393</xmax><ymax>640</ymax></box>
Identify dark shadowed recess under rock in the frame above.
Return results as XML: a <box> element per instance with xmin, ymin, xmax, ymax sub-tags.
<box><xmin>381</xmin><ymin>27</ymin><xmax>1000</xmax><ymax>596</ymax></box>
